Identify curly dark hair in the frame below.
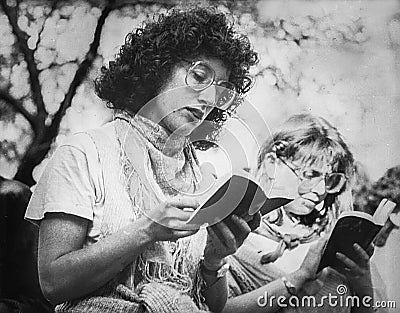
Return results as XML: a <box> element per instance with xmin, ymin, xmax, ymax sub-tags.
<box><xmin>95</xmin><ymin>7</ymin><xmax>258</xmax><ymax>141</ymax></box>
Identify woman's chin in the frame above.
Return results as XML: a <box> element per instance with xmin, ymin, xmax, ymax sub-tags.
<box><xmin>284</xmin><ymin>201</ymin><xmax>315</xmax><ymax>216</ymax></box>
<box><xmin>287</xmin><ymin>207</ymin><xmax>314</xmax><ymax>216</ymax></box>
<box><xmin>174</xmin><ymin>121</ymin><xmax>202</xmax><ymax>137</ymax></box>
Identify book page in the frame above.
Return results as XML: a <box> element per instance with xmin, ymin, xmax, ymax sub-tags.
<box><xmin>373</xmin><ymin>198</ymin><xmax>397</xmax><ymax>225</ymax></box>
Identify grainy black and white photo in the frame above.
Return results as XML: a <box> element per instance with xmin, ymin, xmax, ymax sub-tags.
<box><xmin>0</xmin><ymin>0</ymin><xmax>399</xmax><ymax>312</ymax></box>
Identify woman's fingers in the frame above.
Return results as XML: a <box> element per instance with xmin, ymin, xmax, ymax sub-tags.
<box><xmin>224</xmin><ymin>214</ymin><xmax>253</xmax><ymax>244</ymax></box>
<box><xmin>336</xmin><ymin>252</ymin><xmax>363</xmax><ymax>276</ymax></box>
<box><xmin>209</xmin><ymin>216</ymin><xmax>250</xmax><ymax>255</ymax></box>
<box><xmin>365</xmin><ymin>243</ymin><xmax>375</xmax><ymax>258</ymax></box>
<box><xmin>247</xmin><ymin>212</ymin><xmax>261</xmax><ymax>231</ymax></box>
<box><xmin>144</xmin><ymin>197</ymin><xmax>203</xmax><ymax>236</ymax></box>
<box><xmin>209</xmin><ymin>220</ymin><xmax>237</xmax><ymax>253</ymax></box>
<box><xmin>353</xmin><ymin>243</ymin><xmax>372</xmax><ymax>265</ymax></box>
<box><xmin>205</xmin><ymin>213</ymin><xmax>259</xmax><ymax>261</ymax></box>
<box><xmin>172</xmin><ymin>229</ymin><xmax>199</xmax><ymax>239</ymax></box>
<box><xmin>316</xmin><ymin>267</ymin><xmax>330</xmax><ymax>282</ymax></box>
<box><xmin>230</xmin><ymin>214</ymin><xmax>251</xmax><ymax>234</ymax></box>
<box><xmin>336</xmin><ymin>244</ymin><xmax>371</xmax><ymax>272</ymax></box>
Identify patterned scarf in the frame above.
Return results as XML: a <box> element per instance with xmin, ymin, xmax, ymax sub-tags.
<box><xmin>114</xmin><ymin>111</ymin><xmax>207</xmax><ymax>303</ymax></box>
<box><xmin>256</xmin><ymin>207</ymin><xmax>334</xmax><ymax>264</ymax></box>
<box><xmin>117</xmin><ymin>111</ymin><xmax>202</xmax><ymax>195</ymax></box>
<box><xmin>252</xmin><ymin>159</ymin><xmax>347</xmax><ymax>265</ymax></box>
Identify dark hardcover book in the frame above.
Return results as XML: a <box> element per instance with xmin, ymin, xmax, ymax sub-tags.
<box><xmin>318</xmin><ymin>198</ymin><xmax>396</xmax><ymax>272</ymax></box>
<box><xmin>186</xmin><ymin>170</ymin><xmax>293</xmax><ymax>226</ymax></box>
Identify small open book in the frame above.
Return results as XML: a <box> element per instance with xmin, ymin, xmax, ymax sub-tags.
<box><xmin>318</xmin><ymin>198</ymin><xmax>397</xmax><ymax>272</ymax></box>
<box><xmin>186</xmin><ymin>169</ymin><xmax>293</xmax><ymax>226</ymax></box>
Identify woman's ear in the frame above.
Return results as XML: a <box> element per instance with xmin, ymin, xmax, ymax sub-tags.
<box><xmin>259</xmin><ymin>152</ymin><xmax>277</xmax><ymax>181</ymax></box>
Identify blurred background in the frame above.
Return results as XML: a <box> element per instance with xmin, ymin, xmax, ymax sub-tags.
<box><xmin>0</xmin><ymin>0</ymin><xmax>399</xmax><ymax>310</ymax></box>
<box><xmin>1</xmin><ymin>0</ymin><xmax>400</xmax><ymax>184</ymax></box>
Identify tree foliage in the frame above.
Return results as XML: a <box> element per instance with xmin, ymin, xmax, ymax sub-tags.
<box><xmin>1</xmin><ymin>0</ymin><xmax>398</xmax><ymax>186</ymax></box>
<box><xmin>0</xmin><ymin>0</ymin><xmax>175</xmax><ymax>186</ymax></box>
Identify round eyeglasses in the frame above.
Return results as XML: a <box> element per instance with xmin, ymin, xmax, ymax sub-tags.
<box><xmin>185</xmin><ymin>61</ymin><xmax>237</xmax><ymax>110</ymax></box>
<box><xmin>277</xmin><ymin>156</ymin><xmax>347</xmax><ymax>194</ymax></box>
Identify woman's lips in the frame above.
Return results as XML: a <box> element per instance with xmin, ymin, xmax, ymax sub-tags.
<box><xmin>186</xmin><ymin>107</ymin><xmax>205</xmax><ymax>120</ymax></box>
<box><xmin>301</xmin><ymin>193</ymin><xmax>320</xmax><ymax>203</ymax></box>
<box><xmin>302</xmin><ymin>198</ymin><xmax>317</xmax><ymax>210</ymax></box>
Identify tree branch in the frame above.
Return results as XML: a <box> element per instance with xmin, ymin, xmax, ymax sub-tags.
<box><xmin>50</xmin><ymin>0</ymin><xmax>116</xmax><ymax>132</ymax></box>
<box><xmin>1</xmin><ymin>1</ymin><xmax>47</xmax><ymax>124</ymax></box>
<box><xmin>39</xmin><ymin>60</ymin><xmax>78</xmax><ymax>73</ymax></box>
<box><xmin>113</xmin><ymin>0</ymin><xmax>177</xmax><ymax>7</ymax></box>
<box><xmin>50</xmin><ymin>0</ymin><xmax>176</xmax><ymax>130</ymax></box>
<box><xmin>33</xmin><ymin>1</ymin><xmax>59</xmax><ymax>53</ymax></box>
<box><xmin>0</xmin><ymin>89</ymin><xmax>36</xmax><ymax>128</ymax></box>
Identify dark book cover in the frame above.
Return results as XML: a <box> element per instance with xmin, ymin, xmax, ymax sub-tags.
<box><xmin>186</xmin><ymin>173</ymin><xmax>292</xmax><ymax>226</ymax></box>
<box><xmin>318</xmin><ymin>199</ymin><xmax>396</xmax><ymax>272</ymax></box>
<box><xmin>317</xmin><ymin>215</ymin><xmax>381</xmax><ymax>272</ymax></box>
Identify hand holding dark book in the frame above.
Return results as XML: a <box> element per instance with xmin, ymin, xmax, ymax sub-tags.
<box><xmin>317</xmin><ymin>198</ymin><xmax>396</xmax><ymax>273</ymax></box>
<box><xmin>335</xmin><ymin>242</ymin><xmax>374</xmax><ymax>298</ymax></box>
<box><xmin>186</xmin><ymin>170</ymin><xmax>293</xmax><ymax>227</ymax></box>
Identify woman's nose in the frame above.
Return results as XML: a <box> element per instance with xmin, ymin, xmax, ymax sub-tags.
<box><xmin>198</xmin><ymin>84</ymin><xmax>217</xmax><ymax>107</ymax></box>
<box><xmin>311</xmin><ymin>178</ymin><xmax>326</xmax><ymax>196</ymax></box>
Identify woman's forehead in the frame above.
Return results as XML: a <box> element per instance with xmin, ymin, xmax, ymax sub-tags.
<box><xmin>194</xmin><ymin>56</ymin><xmax>231</xmax><ymax>80</ymax></box>
<box><xmin>290</xmin><ymin>155</ymin><xmax>334</xmax><ymax>172</ymax></box>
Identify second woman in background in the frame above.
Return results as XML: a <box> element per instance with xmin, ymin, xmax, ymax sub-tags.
<box><xmin>224</xmin><ymin>113</ymin><xmax>380</xmax><ymax>313</ymax></box>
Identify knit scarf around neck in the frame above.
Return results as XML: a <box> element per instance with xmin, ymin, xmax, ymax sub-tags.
<box><xmin>114</xmin><ymin>111</ymin><xmax>207</xmax><ymax>302</ymax></box>
<box><xmin>116</xmin><ymin>110</ymin><xmax>202</xmax><ymax>195</ymax></box>
<box><xmin>256</xmin><ymin>207</ymin><xmax>334</xmax><ymax>264</ymax></box>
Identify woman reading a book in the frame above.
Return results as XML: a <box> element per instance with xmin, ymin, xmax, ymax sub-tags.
<box><xmin>224</xmin><ymin>114</ymin><xmax>377</xmax><ymax>313</ymax></box>
<box><xmin>25</xmin><ymin>7</ymin><xmax>260</xmax><ymax>313</ymax></box>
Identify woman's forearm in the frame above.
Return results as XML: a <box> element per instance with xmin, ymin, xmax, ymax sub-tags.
<box><xmin>222</xmin><ymin>279</ymin><xmax>287</xmax><ymax>313</ymax></box>
<box><xmin>199</xmin><ymin>258</ymin><xmax>228</xmax><ymax>312</ymax></box>
<box><xmin>202</xmin><ymin>275</ymin><xmax>228</xmax><ymax>313</ymax></box>
<box><xmin>222</xmin><ymin>271</ymin><xmax>307</xmax><ymax>313</ymax></box>
<box><xmin>39</xmin><ymin>216</ymin><xmax>154</xmax><ymax>305</ymax></box>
